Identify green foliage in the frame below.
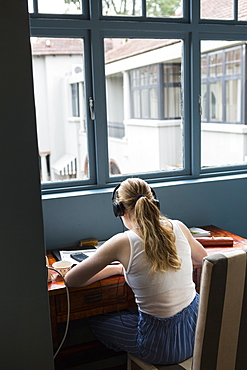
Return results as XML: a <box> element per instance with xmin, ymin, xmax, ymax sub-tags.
<box><xmin>146</xmin><ymin>0</ymin><xmax>181</xmax><ymax>17</ymax></box>
<box><xmin>64</xmin><ymin>1</ymin><xmax>182</xmax><ymax>16</ymax></box>
<box><xmin>103</xmin><ymin>0</ymin><xmax>181</xmax><ymax>16</ymax></box>
<box><xmin>64</xmin><ymin>0</ymin><xmax>81</xmax><ymax>10</ymax></box>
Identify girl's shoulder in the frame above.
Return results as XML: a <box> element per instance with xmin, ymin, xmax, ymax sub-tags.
<box><xmin>161</xmin><ymin>217</ymin><xmax>174</xmax><ymax>230</ymax></box>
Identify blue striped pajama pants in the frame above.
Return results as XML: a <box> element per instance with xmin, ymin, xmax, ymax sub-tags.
<box><xmin>90</xmin><ymin>293</ymin><xmax>199</xmax><ymax>365</ymax></box>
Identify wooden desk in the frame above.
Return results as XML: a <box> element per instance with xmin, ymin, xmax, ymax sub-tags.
<box><xmin>47</xmin><ymin>225</ymin><xmax>247</xmax><ymax>348</ymax></box>
<box><xmin>47</xmin><ymin>253</ymin><xmax>135</xmax><ymax>347</ymax></box>
<box><xmin>192</xmin><ymin>225</ymin><xmax>247</xmax><ymax>293</ymax></box>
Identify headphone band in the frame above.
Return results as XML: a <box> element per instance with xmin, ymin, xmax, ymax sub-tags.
<box><xmin>112</xmin><ymin>183</ymin><xmax>160</xmax><ymax>217</ymax></box>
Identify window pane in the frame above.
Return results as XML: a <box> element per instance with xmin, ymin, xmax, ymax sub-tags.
<box><xmin>201</xmin><ymin>83</ymin><xmax>207</xmax><ymax>121</ymax></box>
<box><xmin>226</xmin><ymin>79</ymin><xmax>241</xmax><ymax>122</ymax></box>
<box><xmin>28</xmin><ymin>0</ymin><xmax>34</xmax><ymax>12</ymax></box>
<box><xmin>37</xmin><ymin>0</ymin><xmax>82</xmax><ymax>14</ymax></box>
<box><xmin>210</xmin><ymin>81</ymin><xmax>222</xmax><ymax>120</ymax></box>
<box><xmin>131</xmin><ymin>65</ymin><xmax>159</xmax><ymax>119</ymax></box>
<box><xmin>105</xmin><ymin>38</ymin><xmax>184</xmax><ymax>177</ymax></box>
<box><xmin>140</xmin><ymin>68</ymin><xmax>149</xmax><ymax>85</ymax></box>
<box><xmin>102</xmin><ymin>0</ymin><xmax>142</xmax><ymax>16</ymax></box>
<box><xmin>141</xmin><ymin>89</ymin><xmax>149</xmax><ymax>118</ymax></box>
<box><xmin>164</xmin><ymin>86</ymin><xmax>181</xmax><ymax>118</ymax></box>
<box><xmin>71</xmin><ymin>83</ymin><xmax>80</xmax><ymax>117</ymax></box>
<box><xmin>102</xmin><ymin>0</ymin><xmax>182</xmax><ymax>18</ymax></box>
<box><xmin>201</xmin><ymin>0</ymin><xmax>233</xmax><ymax>20</ymax></box>
<box><xmin>209</xmin><ymin>52</ymin><xmax>223</xmax><ymax>77</ymax></box>
<box><xmin>31</xmin><ymin>38</ymin><xmax>88</xmax><ymax>182</ymax></box>
<box><xmin>163</xmin><ymin>64</ymin><xmax>181</xmax><ymax>118</ymax></box>
<box><xmin>238</xmin><ymin>0</ymin><xmax>247</xmax><ymax>20</ymax></box>
<box><xmin>146</xmin><ymin>0</ymin><xmax>183</xmax><ymax>18</ymax></box>
<box><xmin>133</xmin><ymin>90</ymin><xmax>141</xmax><ymax>118</ymax></box>
<box><xmin>201</xmin><ymin>40</ymin><xmax>247</xmax><ymax>168</ymax></box>
<box><xmin>149</xmin><ymin>65</ymin><xmax>158</xmax><ymax>84</ymax></box>
<box><xmin>150</xmin><ymin>88</ymin><xmax>158</xmax><ymax>118</ymax></box>
<box><xmin>226</xmin><ymin>49</ymin><xmax>241</xmax><ymax>75</ymax></box>
<box><xmin>201</xmin><ymin>56</ymin><xmax>207</xmax><ymax>79</ymax></box>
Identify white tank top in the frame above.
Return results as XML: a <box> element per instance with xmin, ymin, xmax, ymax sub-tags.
<box><xmin>124</xmin><ymin>219</ymin><xmax>196</xmax><ymax>318</ymax></box>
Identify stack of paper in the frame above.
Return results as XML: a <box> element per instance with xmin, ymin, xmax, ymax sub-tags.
<box><xmin>189</xmin><ymin>227</ymin><xmax>211</xmax><ymax>237</ymax></box>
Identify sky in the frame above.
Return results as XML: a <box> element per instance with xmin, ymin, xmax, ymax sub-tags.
<box><xmin>28</xmin><ymin>0</ymin><xmax>81</xmax><ymax>14</ymax></box>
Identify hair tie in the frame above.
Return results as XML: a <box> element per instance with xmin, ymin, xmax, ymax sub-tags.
<box><xmin>136</xmin><ymin>194</ymin><xmax>146</xmax><ymax>200</ymax></box>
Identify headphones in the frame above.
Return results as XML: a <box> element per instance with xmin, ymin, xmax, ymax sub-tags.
<box><xmin>112</xmin><ymin>183</ymin><xmax>160</xmax><ymax>217</ymax></box>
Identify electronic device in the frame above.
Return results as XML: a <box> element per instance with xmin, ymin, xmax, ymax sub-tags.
<box><xmin>112</xmin><ymin>183</ymin><xmax>160</xmax><ymax>217</ymax></box>
<box><xmin>70</xmin><ymin>252</ymin><xmax>89</xmax><ymax>262</ymax></box>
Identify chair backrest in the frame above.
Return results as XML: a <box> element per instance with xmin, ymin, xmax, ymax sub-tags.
<box><xmin>193</xmin><ymin>249</ymin><xmax>247</xmax><ymax>370</ymax></box>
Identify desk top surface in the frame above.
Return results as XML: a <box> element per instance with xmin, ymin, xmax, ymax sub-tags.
<box><xmin>47</xmin><ymin>225</ymin><xmax>247</xmax><ymax>294</ymax></box>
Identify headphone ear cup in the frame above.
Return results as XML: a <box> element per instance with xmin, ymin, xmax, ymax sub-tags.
<box><xmin>112</xmin><ymin>200</ymin><xmax>125</xmax><ymax>217</ymax></box>
<box><xmin>112</xmin><ymin>184</ymin><xmax>123</xmax><ymax>217</ymax></box>
<box><xmin>150</xmin><ymin>187</ymin><xmax>160</xmax><ymax>210</ymax></box>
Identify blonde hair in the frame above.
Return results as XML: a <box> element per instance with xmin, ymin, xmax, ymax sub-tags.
<box><xmin>118</xmin><ymin>178</ymin><xmax>181</xmax><ymax>274</ymax></box>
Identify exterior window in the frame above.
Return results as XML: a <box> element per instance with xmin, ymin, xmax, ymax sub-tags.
<box><xmin>131</xmin><ymin>65</ymin><xmax>159</xmax><ymax>119</ymax></box>
<box><xmin>71</xmin><ymin>83</ymin><xmax>80</xmax><ymax>117</ymax></box>
<box><xmin>163</xmin><ymin>64</ymin><xmax>181</xmax><ymax>118</ymax></box>
<box><xmin>201</xmin><ymin>42</ymin><xmax>247</xmax><ymax>168</ymax></box>
<box><xmin>201</xmin><ymin>45</ymin><xmax>243</xmax><ymax>124</ymax></box>
<box><xmin>130</xmin><ymin>63</ymin><xmax>181</xmax><ymax>120</ymax></box>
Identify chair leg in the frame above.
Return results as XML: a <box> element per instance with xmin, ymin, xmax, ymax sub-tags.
<box><xmin>127</xmin><ymin>354</ymin><xmax>158</xmax><ymax>369</ymax></box>
<box><xmin>127</xmin><ymin>354</ymin><xmax>132</xmax><ymax>370</ymax></box>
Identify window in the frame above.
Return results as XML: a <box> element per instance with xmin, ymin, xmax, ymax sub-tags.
<box><xmin>105</xmin><ymin>39</ymin><xmax>184</xmax><ymax>176</ymax></box>
<box><xmin>201</xmin><ymin>45</ymin><xmax>243</xmax><ymax>124</ymax></box>
<box><xmin>31</xmin><ymin>37</ymin><xmax>89</xmax><ymax>182</ymax></box>
<box><xmin>130</xmin><ymin>62</ymin><xmax>181</xmax><ymax>120</ymax></box>
<box><xmin>163</xmin><ymin>63</ymin><xmax>181</xmax><ymax>119</ymax></box>
<box><xmin>28</xmin><ymin>0</ymin><xmax>247</xmax><ymax>193</ymax></box>
<box><xmin>71</xmin><ymin>83</ymin><xmax>80</xmax><ymax>117</ymax></box>
<box><xmin>28</xmin><ymin>0</ymin><xmax>83</xmax><ymax>14</ymax></box>
<box><xmin>131</xmin><ymin>65</ymin><xmax>159</xmax><ymax>119</ymax></box>
<box><xmin>201</xmin><ymin>42</ymin><xmax>247</xmax><ymax>168</ymax></box>
<box><xmin>101</xmin><ymin>0</ymin><xmax>183</xmax><ymax>18</ymax></box>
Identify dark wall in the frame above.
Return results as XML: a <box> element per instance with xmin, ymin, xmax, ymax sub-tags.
<box><xmin>42</xmin><ymin>175</ymin><xmax>247</xmax><ymax>249</ymax></box>
<box><xmin>0</xmin><ymin>1</ymin><xmax>54</xmax><ymax>368</ymax></box>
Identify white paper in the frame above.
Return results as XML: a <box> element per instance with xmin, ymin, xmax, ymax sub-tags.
<box><xmin>59</xmin><ymin>241</ymin><xmax>106</xmax><ymax>264</ymax></box>
<box><xmin>59</xmin><ymin>249</ymin><xmax>96</xmax><ymax>264</ymax></box>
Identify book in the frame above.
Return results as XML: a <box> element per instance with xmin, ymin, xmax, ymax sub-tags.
<box><xmin>189</xmin><ymin>227</ymin><xmax>211</xmax><ymax>237</ymax></box>
<box><xmin>194</xmin><ymin>237</ymin><xmax>233</xmax><ymax>247</ymax></box>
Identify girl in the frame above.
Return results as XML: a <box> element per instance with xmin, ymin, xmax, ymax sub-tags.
<box><xmin>65</xmin><ymin>178</ymin><xmax>207</xmax><ymax>365</ymax></box>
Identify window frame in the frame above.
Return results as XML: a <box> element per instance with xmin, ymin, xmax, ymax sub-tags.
<box><xmin>29</xmin><ymin>0</ymin><xmax>247</xmax><ymax>195</ymax></box>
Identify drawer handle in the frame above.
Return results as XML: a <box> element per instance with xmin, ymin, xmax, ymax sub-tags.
<box><xmin>84</xmin><ymin>292</ymin><xmax>102</xmax><ymax>303</ymax></box>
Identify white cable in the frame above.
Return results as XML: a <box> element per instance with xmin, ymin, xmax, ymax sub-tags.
<box><xmin>47</xmin><ymin>266</ymin><xmax>71</xmax><ymax>359</ymax></box>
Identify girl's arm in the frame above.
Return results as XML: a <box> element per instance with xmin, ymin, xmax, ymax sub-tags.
<box><xmin>64</xmin><ymin>233</ymin><xmax>128</xmax><ymax>287</ymax></box>
<box><xmin>65</xmin><ymin>263</ymin><xmax>123</xmax><ymax>287</ymax></box>
<box><xmin>176</xmin><ymin>221</ymin><xmax>208</xmax><ymax>265</ymax></box>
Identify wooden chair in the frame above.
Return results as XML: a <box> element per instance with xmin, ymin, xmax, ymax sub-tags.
<box><xmin>127</xmin><ymin>249</ymin><xmax>247</xmax><ymax>370</ymax></box>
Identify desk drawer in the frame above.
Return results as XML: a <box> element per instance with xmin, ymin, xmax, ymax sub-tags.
<box><xmin>55</xmin><ymin>282</ymin><xmax>128</xmax><ymax>316</ymax></box>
